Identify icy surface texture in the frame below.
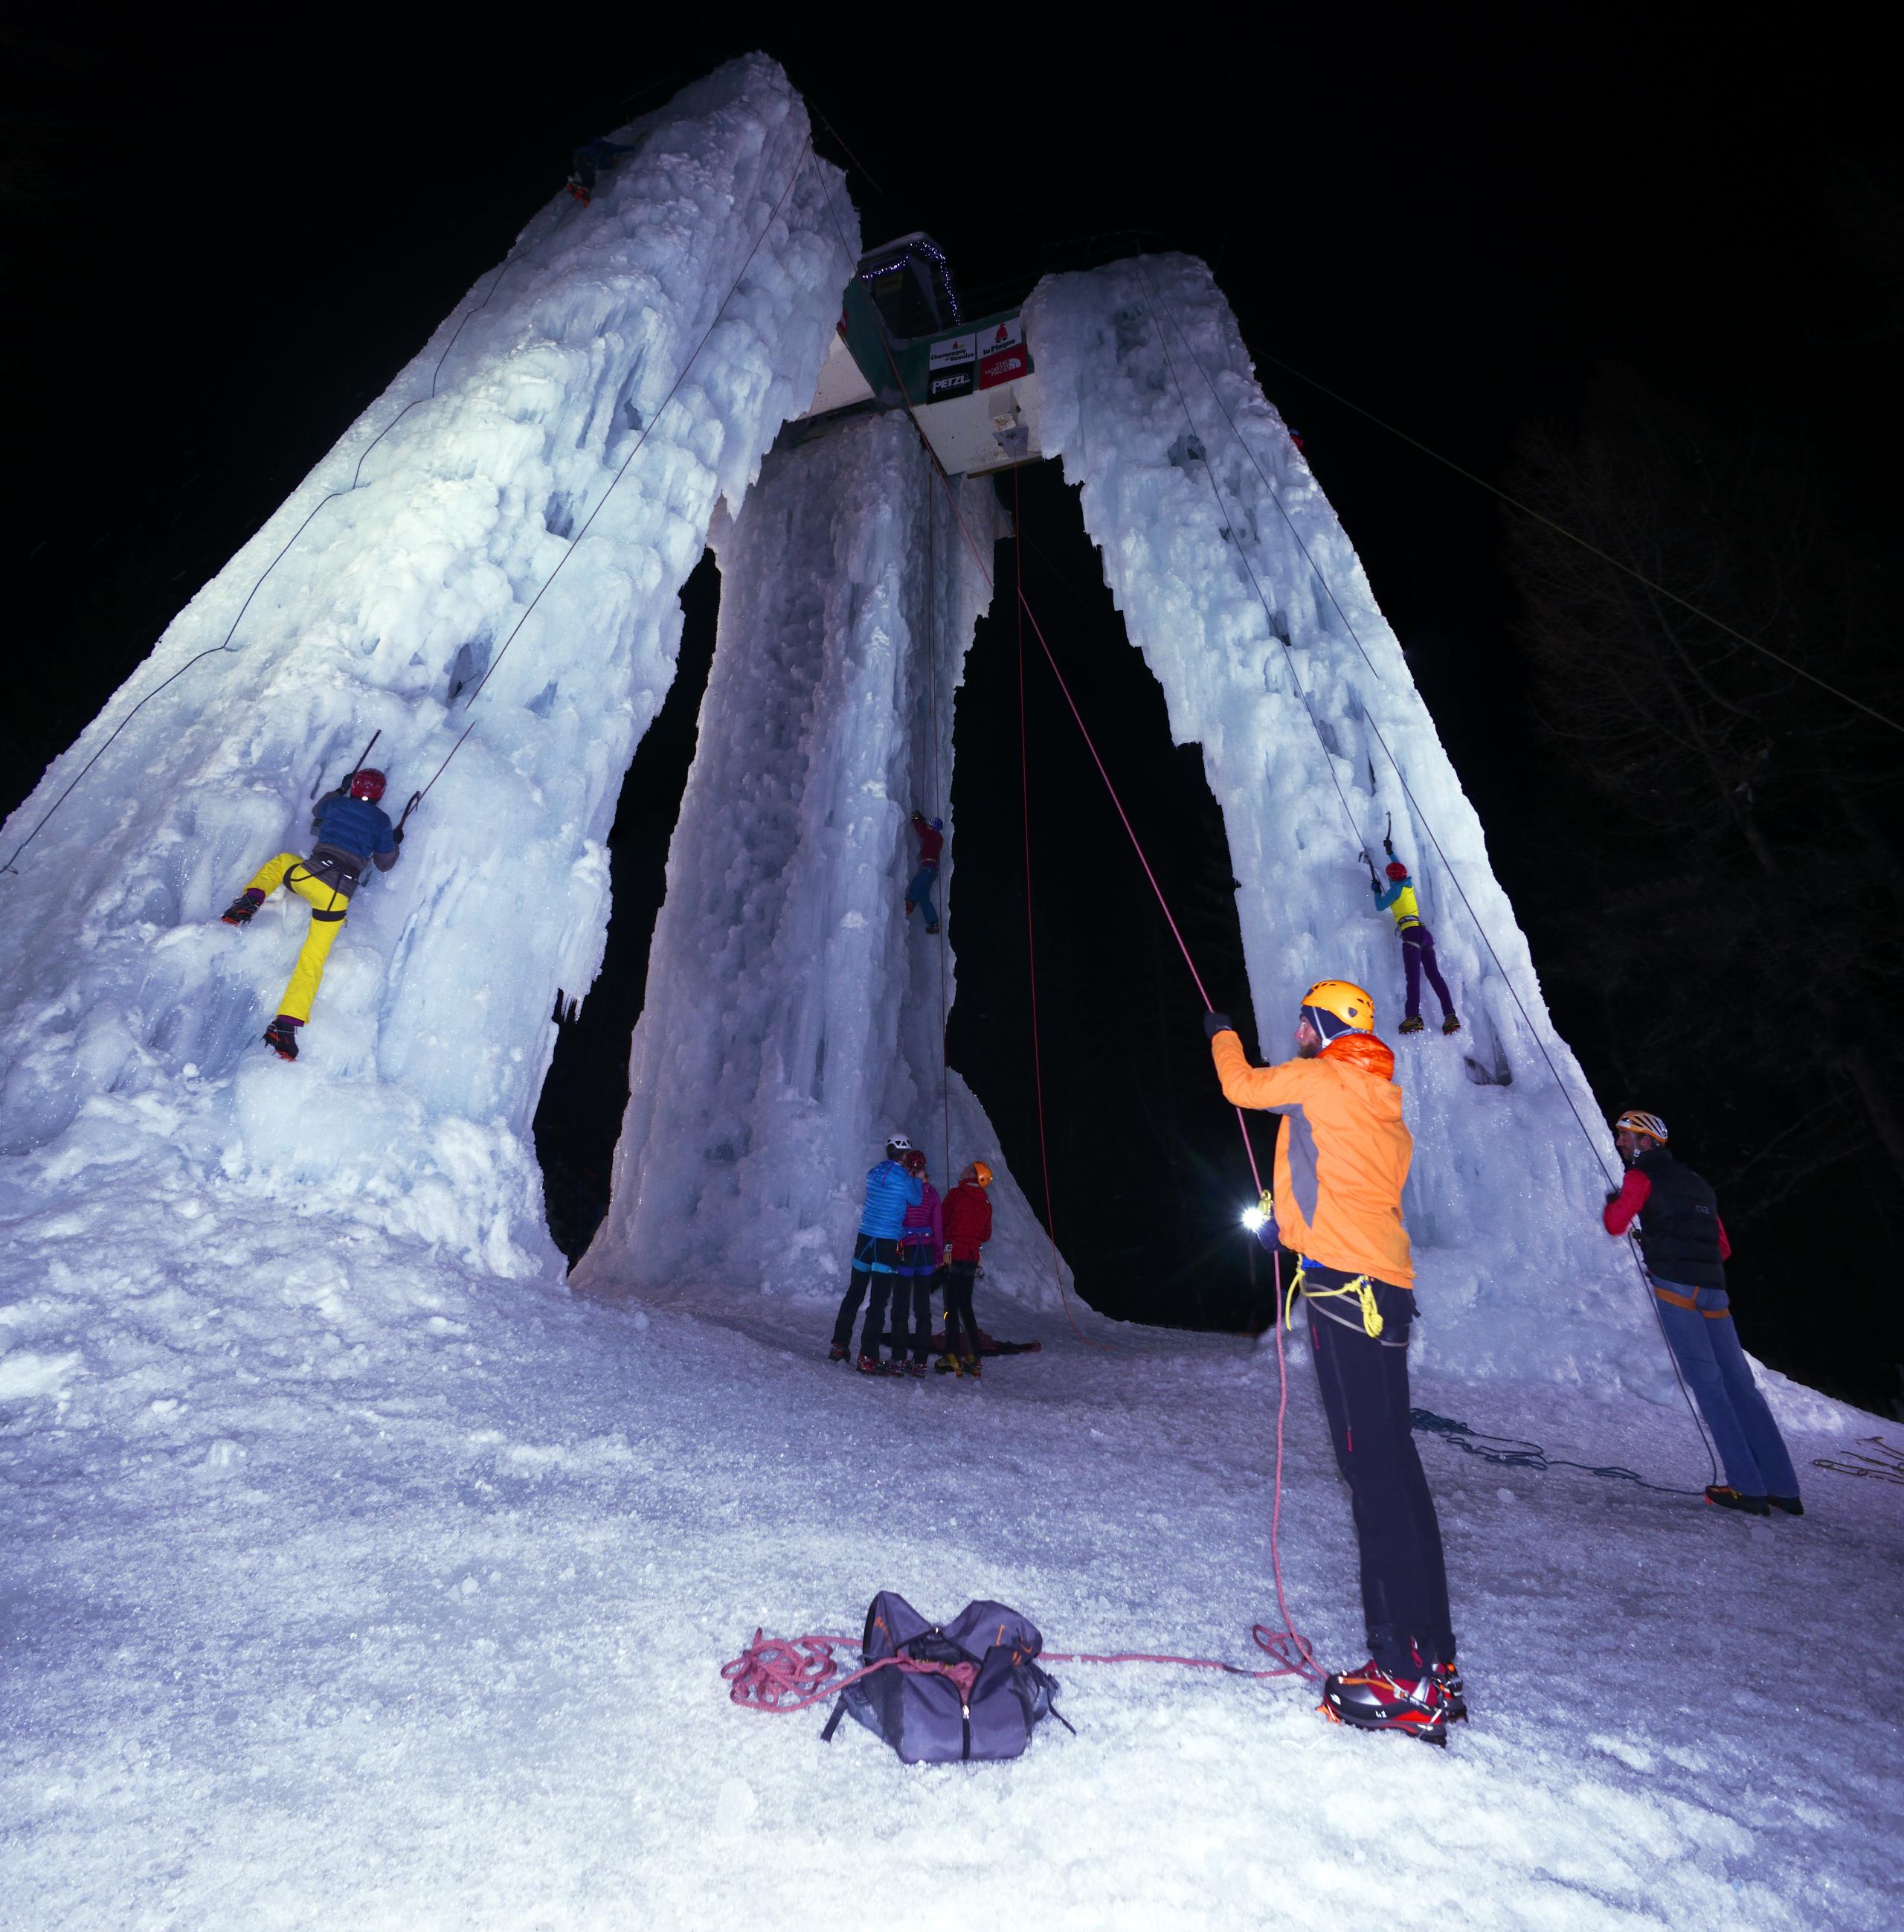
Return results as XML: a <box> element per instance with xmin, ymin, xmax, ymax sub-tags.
<box><xmin>0</xmin><ymin>57</ymin><xmax>855</xmax><ymax>1273</ymax></box>
<box><xmin>1026</xmin><ymin>256</ymin><xmax>1656</xmax><ymax>1385</ymax></box>
<box><xmin>577</xmin><ymin>414</ymin><xmax>1072</xmax><ymax>1310</ymax></box>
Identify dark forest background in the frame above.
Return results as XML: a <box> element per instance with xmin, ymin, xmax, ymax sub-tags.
<box><xmin>3</xmin><ymin>19</ymin><xmax>1900</xmax><ymax>1412</ymax></box>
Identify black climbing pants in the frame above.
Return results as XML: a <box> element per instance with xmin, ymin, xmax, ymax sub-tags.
<box><xmin>1304</xmin><ymin>1266</ymin><xmax>1455</xmax><ymax>1678</ymax></box>
<box><xmin>942</xmin><ymin>1260</ymin><xmax>980</xmax><ymax>1358</ymax></box>
<box><xmin>832</xmin><ymin>1236</ymin><xmax>901</xmax><ymax>1358</ymax></box>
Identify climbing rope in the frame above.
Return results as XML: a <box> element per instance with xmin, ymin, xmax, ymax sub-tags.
<box><xmin>1246</xmin><ymin>341</ymin><xmax>1904</xmax><ymax>739</ymax></box>
<box><xmin>1409</xmin><ymin>1409</ymin><xmax>1704</xmax><ymax>1497</ymax></box>
<box><xmin>1136</xmin><ymin>265</ymin><xmax>1720</xmax><ymax>1485</ymax></box>
<box><xmin>407</xmin><ymin>134</ymin><xmax>816</xmax><ymax>812</ymax></box>
<box><xmin>1</xmin><ymin>249</ymin><xmax>528</xmax><ymax>879</ymax></box>
<box><xmin>922</xmin><ymin>495</ymin><xmax>953</xmax><ymax>1189</ymax></box>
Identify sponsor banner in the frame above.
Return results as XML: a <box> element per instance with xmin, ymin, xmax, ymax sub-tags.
<box><xmin>929</xmin><ymin>332</ymin><xmax>977</xmax><ymax>370</ymax></box>
<box><xmin>928</xmin><ymin>365</ymin><xmax>976</xmax><ymax>401</ymax></box>
<box><xmin>980</xmin><ymin>317</ymin><xmax>1023</xmax><ymax>354</ymax></box>
<box><xmin>979</xmin><ymin>344</ymin><xmax>1029</xmax><ymax>391</ymax></box>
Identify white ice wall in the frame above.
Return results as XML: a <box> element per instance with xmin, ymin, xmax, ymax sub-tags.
<box><xmin>1026</xmin><ymin>256</ymin><xmax>1662</xmax><ymax>1386</ymax></box>
<box><xmin>0</xmin><ymin>57</ymin><xmax>856</xmax><ymax>1275</ymax></box>
<box><xmin>576</xmin><ymin>413</ymin><xmax>1072</xmax><ymax>1310</ymax></box>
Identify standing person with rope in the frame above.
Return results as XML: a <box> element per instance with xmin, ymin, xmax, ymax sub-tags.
<box><xmin>938</xmin><ymin>1160</ymin><xmax>994</xmax><ymax>1378</ymax></box>
<box><xmin>1602</xmin><ymin>1111</ymin><xmax>1801</xmax><ymax>1517</ymax></box>
<box><xmin>904</xmin><ymin>811</ymin><xmax>943</xmax><ymax>936</ymax></box>
<box><xmin>1371</xmin><ymin>858</ymin><xmax>1460</xmax><ymax>1037</ymax></box>
<box><xmin>829</xmin><ymin>1135</ymin><xmax>924</xmax><ymax>1376</ymax></box>
<box><xmin>220</xmin><ymin>768</ymin><xmax>402</xmax><ymax>1061</ymax></box>
<box><xmin>1205</xmin><ymin>981</ymin><xmax>1460</xmax><ymax>1743</ymax></box>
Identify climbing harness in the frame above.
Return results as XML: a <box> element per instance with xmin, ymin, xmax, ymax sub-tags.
<box><xmin>1409</xmin><ymin>1409</ymin><xmax>1705</xmax><ymax>1498</ymax></box>
<box><xmin>1284</xmin><ymin>1264</ymin><xmax>1384</xmax><ymax>1339</ymax></box>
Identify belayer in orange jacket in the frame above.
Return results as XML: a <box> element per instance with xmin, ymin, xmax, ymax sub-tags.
<box><xmin>1206</xmin><ymin>979</ymin><xmax>1458</xmax><ymax>1743</ymax></box>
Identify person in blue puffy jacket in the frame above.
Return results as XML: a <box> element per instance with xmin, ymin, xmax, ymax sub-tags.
<box><xmin>220</xmin><ymin>767</ymin><xmax>401</xmax><ymax>1060</ymax></box>
<box><xmin>829</xmin><ymin>1135</ymin><xmax>924</xmax><ymax>1374</ymax></box>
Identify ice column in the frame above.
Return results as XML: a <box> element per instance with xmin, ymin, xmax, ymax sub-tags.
<box><xmin>1026</xmin><ymin>256</ymin><xmax>1661</xmax><ymax>1384</ymax></box>
<box><xmin>0</xmin><ymin>57</ymin><xmax>854</xmax><ymax>1274</ymax></box>
<box><xmin>577</xmin><ymin>414</ymin><xmax>1070</xmax><ymax>1309</ymax></box>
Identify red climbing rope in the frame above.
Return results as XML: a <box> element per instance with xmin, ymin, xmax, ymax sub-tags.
<box><xmin>722</xmin><ymin>1632</ymin><xmax>976</xmax><ymax>1712</ymax></box>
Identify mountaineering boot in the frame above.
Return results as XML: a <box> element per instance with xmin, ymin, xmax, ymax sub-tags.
<box><xmin>856</xmin><ymin>1354</ymin><xmax>890</xmax><ymax>1378</ymax></box>
<box><xmin>924</xmin><ymin>922</ymin><xmax>941</xmax><ymax>936</ymax></box>
<box><xmin>904</xmin><ymin>1360</ymin><xmax>928</xmax><ymax>1379</ymax></box>
<box><xmin>1768</xmin><ymin>1495</ymin><xmax>1805</xmax><ymax>1516</ymax></box>
<box><xmin>936</xmin><ymin>1352</ymin><xmax>959</xmax><ymax>1374</ymax></box>
<box><xmin>1319</xmin><ymin>1662</ymin><xmax>1448</xmax><ymax>1745</ymax></box>
<box><xmin>1705</xmin><ymin>1484</ymin><xmax>1771</xmax><ymax>1516</ymax></box>
<box><xmin>263</xmin><ymin>1017</ymin><xmax>301</xmax><ymax>1062</ymax></box>
<box><xmin>222</xmin><ymin>888</ymin><xmax>266</xmax><ymax>926</ymax></box>
<box><xmin>1398</xmin><ymin>1015</ymin><xmax>1426</xmax><ymax>1035</ymax></box>
<box><xmin>828</xmin><ymin>1344</ymin><xmax>849</xmax><ymax>1362</ymax></box>
<box><xmin>1441</xmin><ymin>1013</ymin><xmax>1462</xmax><ymax>1036</ymax></box>
<box><xmin>960</xmin><ymin>1352</ymin><xmax>981</xmax><ymax>1380</ymax></box>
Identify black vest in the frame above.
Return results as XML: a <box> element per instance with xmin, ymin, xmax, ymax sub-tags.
<box><xmin>1631</xmin><ymin>1148</ymin><xmax>1726</xmax><ymax>1290</ymax></box>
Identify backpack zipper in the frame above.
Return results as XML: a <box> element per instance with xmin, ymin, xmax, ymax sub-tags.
<box><xmin>961</xmin><ymin>1702</ymin><xmax>971</xmax><ymax>1761</ymax></box>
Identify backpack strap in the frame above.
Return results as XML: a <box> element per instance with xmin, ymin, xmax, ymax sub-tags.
<box><xmin>820</xmin><ymin>1696</ymin><xmax>848</xmax><ymax>1744</ymax></box>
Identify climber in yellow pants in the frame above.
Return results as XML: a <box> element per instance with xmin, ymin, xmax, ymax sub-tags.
<box><xmin>221</xmin><ymin>766</ymin><xmax>402</xmax><ymax>1060</ymax></box>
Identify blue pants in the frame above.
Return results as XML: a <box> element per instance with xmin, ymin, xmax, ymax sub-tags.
<box><xmin>1400</xmin><ymin>925</ymin><xmax>1455</xmax><ymax>1022</ymax></box>
<box><xmin>891</xmin><ymin>1248</ymin><xmax>937</xmax><ymax>1362</ymax></box>
<box><xmin>832</xmin><ymin>1235</ymin><xmax>901</xmax><ymax>1358</ymax></box>
<box><xmin>1652</xmin><ymin>1280</ymin><xmax>1798</xmax><ymax>1498</ymax></box>
<box><xmin>906</xmin><ymin>866</ymin><xmax>939</xmax><ymax>928</ymax></box>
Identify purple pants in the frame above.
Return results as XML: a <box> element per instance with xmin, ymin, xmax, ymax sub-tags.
<box><xmin>1401</xmin><ymin>925</ymin><xmax>1455</xmax><ymax>1022</ymax></box>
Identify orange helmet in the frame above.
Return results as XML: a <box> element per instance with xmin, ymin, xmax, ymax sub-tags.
<box><xmin>969</xmin><ymin>1160</ymin><xmax>994</xmax><ymax>1189</ymax></box>
<box><xmin>1614</xmin><ymin>1110</ymin><xmax>1668</xmax><ymax>1146</ymax></box>
<box><xmin>1301</xmin><ymin>979</ymin><xmax>1375</xmax><ymax>1034</ymax></box>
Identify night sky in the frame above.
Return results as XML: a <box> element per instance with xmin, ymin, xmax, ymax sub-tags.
<box><xmin>4</xmin><ymin>22</ymin><xmax>1898</xmax><ymax>1408</ymax></box>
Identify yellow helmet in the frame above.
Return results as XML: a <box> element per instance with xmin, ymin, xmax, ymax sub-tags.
<box><xmin>970</xmin><ymin>1160</ymin><xmax>994</xmax><ymax>1188</ymax></box>
<box><xmin>1302</xmin><ymin>979</ymin><xmax>1375</xmax><ymax>1034</ymax></box>
<box><xmin>1614</xmin><ymin>1110</ymin><xmax>1668</xmax><ymax>1146</ymax></box>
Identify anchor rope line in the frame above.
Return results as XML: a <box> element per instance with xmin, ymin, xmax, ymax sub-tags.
<box><xmin>1247</xmin><ymin>341</ymin><xmax>1904</xmax><ymax>739</ymax></box>
<box><xmin>924</xmin><ymin>486</ymin><xmax>953</xmax><ymax>1190</ymax></box>
<box><xmin>1141</xmin><ymin>266</ymin><xmax>1719</xmax><ymax>1483</ymax></box>
<box><xmin>414</xmin><ymin>135</ymin><xmax>816</xmax><ymax>810</ymax></box>
<box><xmin>1</xmin><ymin>247</ymin><xmax>528</xmax><ymax>878</ymax></box>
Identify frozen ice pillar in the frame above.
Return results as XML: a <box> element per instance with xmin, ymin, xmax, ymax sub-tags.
<box><xmin>576</xmin><ymin>414</ymin><xmax>1069</xmax><ymax>1310</ymax></box>
<box><xmin>1025</xmin><ymin>254</ymin><xmax>1664</xmax><ymax>1386</ymax></box>
<box><xmin>0</xmin><ymin>56</ymin><xmax>854</xmax><ymax>1274</ymax></box>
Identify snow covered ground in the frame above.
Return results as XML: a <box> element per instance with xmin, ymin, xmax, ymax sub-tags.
<box><xmin>5</xmin><ymin>1190</ymin><xmax>1897</xmax><ymax>1931</ymax></box>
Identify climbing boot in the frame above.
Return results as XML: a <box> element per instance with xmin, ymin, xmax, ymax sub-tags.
<box><xmin>1768</xmin><ymin>1495</ymin><xmax>1805</xmax><ymax>1516</ymax></box>
<box><xmin>263</xmin><ymin>1017</ymin><xmax>301</xmax><ymax>1062</ymax></box>
<box><xmin>935</xmin><ymin>1352</ymin><xmax>959</xmax><ymax>1374</ymax></box>
<box><xmin>856</xmin><ymin>1354</ymin><xmax>890</xmax><ymax>1378</ymax></box>
<box><xmin>222</xmin><ymin>888</ymin><xmax>266</xmax><ymax>926</ymax></box>
<box><xmin>1319</xmin><ymin>1661</ymin><xmax>1448</xmax><ymax>1745</ymax></box>
<box><xmin>1398</xmin><ymin>1015</ymin><xmax>1426</xmax><ymax>1036</ymax></box>
<box><xmin>827</xmin><ymin>1344</ymin><xmax>849</xmax><ymax>1362</ymax></box>
<box><xmin>1413</xmin><ymin>1649</ymin><xmax>1467</xmax><ymax>1721</ymax></box>
<box><xmin>1705</xmin><ymin>1484</ymin><xmax>1770</xmax><ymax>1516</ymax></box>
<box><xmin>1441</xmin><ymin>1013</ymin><xmax>1463</xmax><ymax>1036</ymax></box>
<box><xmin>924</xmin><ymin>922</ymin><xmax>940</xmax><ymax>935</ymax></box>
<box><xmin>960</xmin><ymin>1352</ymin><xmax>981</xmax><ymax>1379</ymax></box>
<box><xmin>904</xmin><ymin>1359</ymin><xmax>928</xmax><ymax>1379</ymax></box>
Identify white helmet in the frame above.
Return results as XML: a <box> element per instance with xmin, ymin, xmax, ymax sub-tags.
<box><xmin>885</xmin><ymin>1133</ymin><xmax>913</xmax><ymax>1153</ymax></box>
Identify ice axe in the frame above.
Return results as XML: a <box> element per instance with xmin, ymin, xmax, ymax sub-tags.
<box><xmin>1359</xmin><ymin>848</ymin><xmax>1381</xmax><ymax>890</ymax></box>
<box><xmin>312</xmin><ymin>729</ymin><xmax>381</xmax><ymax>801</ymax></box>
<box><xmin>1381</xmin><ymin>811</ymin><xmax>1395</xmax><ymax>861</ymax></box>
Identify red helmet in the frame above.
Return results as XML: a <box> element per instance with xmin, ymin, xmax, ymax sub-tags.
<box><xmin>348</xmin><ymin>768</ymin><xmax>387</xmax><ymax>803</ymax></box>
<box><xmin>1386</xmin><ymin>860</ymin><xmax>1408</xmax><ymax>881</ymax></box>
<box><xmin>902</xmin><ymin>1148</ymin><xmax>927</xmax><ymax>1176</ymax></box>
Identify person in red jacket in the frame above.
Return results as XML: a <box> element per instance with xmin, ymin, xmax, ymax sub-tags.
<box><xmin>905</xmin><ymin>812</ymin><xmax>944</xmax><ymax>936</ymax></box>
<box><xmin>938</xmin><ymin>1160</ymin><xmax>994</xmax><ymax>1377</ymax></box>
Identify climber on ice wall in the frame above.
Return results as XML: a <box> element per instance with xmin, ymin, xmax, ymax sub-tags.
<box><xmin>1372</xmin><ymin>858</ymin><xmax>1460</xmax><ymax>1036</ymax></box>
<box><xmin>220</xmin><ymin>768</ymin><xmax>402</xmax><ymax>1061</ymax></box>
<box><xmin>1601</xmin><ymin>1111</ymin><xmax>1801</xmax><ymax>1518</ymax></box>
<box><xmin>1205</xmin><ymin>981</ymin><xmax>1461</xmax><ymax>1744</ymax></box>
<box><xmin>904</xmin><ymin>811</ymin><xmax>943</xmax><ymax>936</ymax></box>
<box><xmin>566</xmin><ymin>138</ymin><xmax>633</xmax><ymax>205</ymax></box>
<box><xmin>829</xmin><ymin>1135</ymin><xmax>924</xmax><ymax>1375</ymax></box>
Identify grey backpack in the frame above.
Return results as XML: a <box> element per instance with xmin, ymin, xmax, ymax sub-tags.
<box><xmin>820</xmin><ymin>1592</ymin><xmax>1071</xmax><ymax>1764</ymax></box>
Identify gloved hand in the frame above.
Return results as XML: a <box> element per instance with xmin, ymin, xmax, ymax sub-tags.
<box><xmin>1604</xmin><ymin>1188</ymin><xmax>1620</xmax><ymax>1205</ymax></box>
<box><xmin>392</xmin><ymin>827</ymin><xmax>405</xmax><ymax>849</ymax></box>
<box><xmin>1203</xmin><ymin>1010</ymin><xmax>1234</xmax><ymax>1041</ymax></box>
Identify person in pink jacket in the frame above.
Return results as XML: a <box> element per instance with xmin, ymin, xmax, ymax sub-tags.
<box><xmin>890</xmin><ymin>1148</ymin><xmax>943</xmax><ymax>1377</ymax></box>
